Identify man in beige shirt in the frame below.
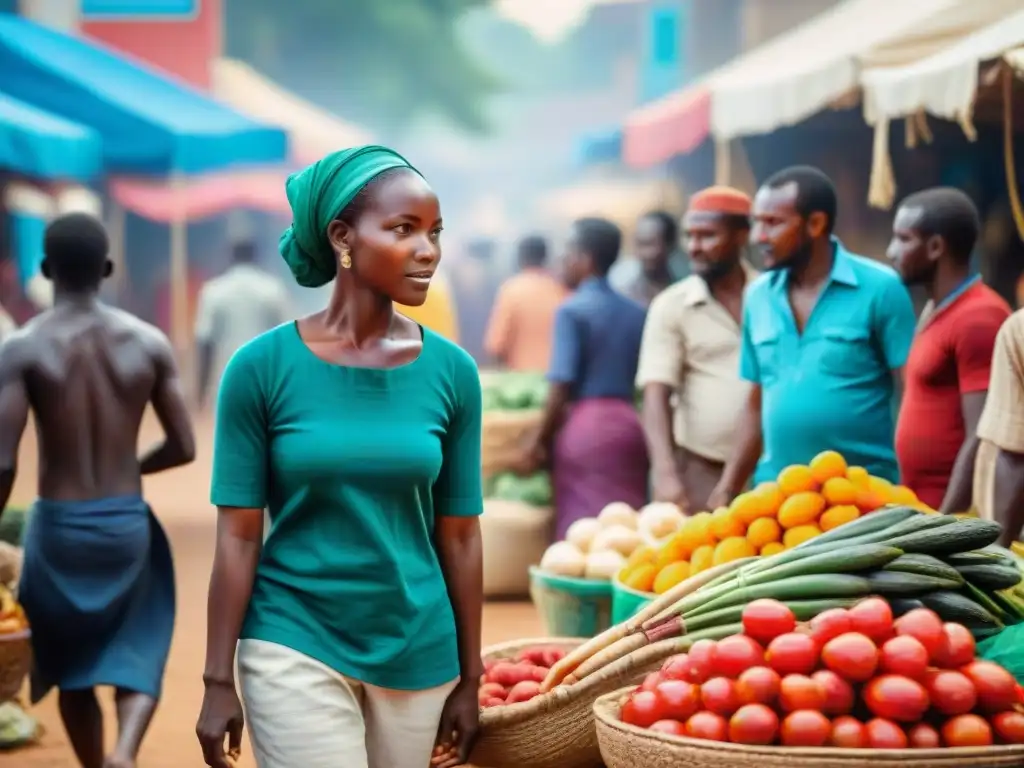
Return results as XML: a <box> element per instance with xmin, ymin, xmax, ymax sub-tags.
<box><xmin>484</xmin><ymin>235</ymin><xmax>568</xmax><ymax>371</ymax></box>
<box><xmin>973</xmin><ymin>307</ymin><xmax>1024</xmax><ymax>546</ymax></box>
<box><xmin>637</xmin><ymin>187</ymin><xmax>758</xmax><ymax>512</ymax></box>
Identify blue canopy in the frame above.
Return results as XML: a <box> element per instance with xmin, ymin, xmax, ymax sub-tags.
<box><xmin>0</xmin><ymin>15</ymin><xmax>287</xmax><ymax>175</ymax></box>
<box><xmin>573</xmin><ymin>126</ymin><xmax>623</xmax><ymax>168</ymax></box>
<box><xmin>0</xmin><ymin>91</ymin><xmax>102</xmax><ymax>181</ymax></box>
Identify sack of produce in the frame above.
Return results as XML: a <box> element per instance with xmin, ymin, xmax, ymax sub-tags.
<box><xmin>472</xmin><ymin>636</ymin><xmax>681</xmax><ymax>768</ymax></box>
<box><xmin>594</xmin><ymin>596</ymin><xmax>1024</xmax><ymax>767</ymax></box>
<box><xmin>0</xmin><ymin>585</ymin><xmax>30</xmax><ymax>703</ymax></box>
<box><xmin>481</xmin><ymin>372</ymin><xmax>547</xmax><ymax>479</ymax></box>
<box><xmin>486</xmin><ymin>472</ymin><xmax>552</xmax><ymax>508</ymax></box>
<box><xmin>482</xmin><ymin>500</ymin><xmax>553</xmax><ymax>598</ymax></box>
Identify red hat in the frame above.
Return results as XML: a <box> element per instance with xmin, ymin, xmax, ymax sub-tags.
<box><xmin>688</xmin><ymin>186</ymin><xmax>752</xmax><ymax>216</ymax></box>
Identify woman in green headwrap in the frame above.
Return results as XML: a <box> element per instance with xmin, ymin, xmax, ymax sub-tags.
<box><xmin>196</xmin><ymin>146</ymin><xmax>484</xmax><ymax>768</ymax></box>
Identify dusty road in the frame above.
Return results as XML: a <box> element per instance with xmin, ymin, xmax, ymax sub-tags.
<box><xmin>4</xmin><ymin>413</ymin><xmax>542</xmax><ymax>768</ymax></box>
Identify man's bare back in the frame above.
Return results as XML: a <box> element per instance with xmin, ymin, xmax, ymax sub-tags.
<box><xmin>0</xmin><ymin>301</ymin><xmax>195</xmax><ymax>505</ymax></box>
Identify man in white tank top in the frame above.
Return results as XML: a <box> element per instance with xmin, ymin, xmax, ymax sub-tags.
<box><xmin>194</xmin><ymin>241</ymin><xmax>292</xmax><ymax>409</ymax></box>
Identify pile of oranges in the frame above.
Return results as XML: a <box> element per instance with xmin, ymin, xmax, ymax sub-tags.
<box><xmin>618</xmin><ymin>451</ymin><xmax>929</xmax><ymax>597</ymax></box>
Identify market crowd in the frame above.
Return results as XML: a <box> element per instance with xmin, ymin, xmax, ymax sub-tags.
<box><xmin>487</xmin><ymin>164</ymin><xmax>1024</xmax><ymax>550</ymax></box>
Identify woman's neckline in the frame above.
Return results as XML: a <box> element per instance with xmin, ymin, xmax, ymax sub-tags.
<box><xmin>288</xmin><ymin>318</ymin><xmax>428</xmax><ymax>374</ymax></box>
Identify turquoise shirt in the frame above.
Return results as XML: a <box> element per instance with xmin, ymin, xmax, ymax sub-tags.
<box><xmin>211</xmin><ymin>323</ymin><xmax>483</xmax><ymax>690</ymax></box>
<box><xmin>739</xmin><ymin>240</ymin><xmax>916</xmax><ymax>484</ymax></box>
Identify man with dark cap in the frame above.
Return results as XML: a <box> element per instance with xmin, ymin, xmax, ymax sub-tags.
<box><xmin>0</xmin><ymin>213</ymin><xmax>195</xmax><ymax>768</ymax></box>
<box><xmin>637</xmin><ymin>187</ymin><xmax>759</xmax><ymax>512</ymax></box>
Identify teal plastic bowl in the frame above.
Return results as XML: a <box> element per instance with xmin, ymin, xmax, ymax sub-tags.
<box><xmin>528</xmin><ymin>566</ymin><xmax>614</xmax><ymax>639</ymax></box>
<box><xmin>611</xmin><ymin>575</ymin><xmax>654</xmax><ymax>625</ymax></box>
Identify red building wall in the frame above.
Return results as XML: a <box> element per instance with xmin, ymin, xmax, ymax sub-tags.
<box><xmin>80</xmin><ymin>0</ymin><xmax>221</xmax><ymax>89</ymax></box>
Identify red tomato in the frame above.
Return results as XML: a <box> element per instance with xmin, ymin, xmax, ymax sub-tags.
<box><xmin>736</xmin><ymin>666</ymin><xmax>781</xmax><ymax>706</ymax></box>
<box><xmin>894</xmin><ymin>608</ymin><xmax>945</xmax><ymax>659</ymax></box>
<box><xmin>778</xmin><ymin>674</ymin><xmax>826</xmax><ymax>713</ymax></box>
<box><xmin>932</xmin><ymin>623</ymin><xmax>976</xmax><ymax>669</ymax></box>
<box><xmin>907</xmin><ymin>723</ymin><xmax>941</xmax><ymax>749</ymax></box>
<box><xmin>961</xmin><ymin>661</ymin><xmax>1019</xmax><ymax>712</ymax></box>
<box><xmin>648</xmin><ymin>719</ymin><xmax>687</xmax><ymax>736</ymax></box>
<box><xmin>728</xmin><ymin>703</ymin><xmax>779</xmax><ymax>745</ymax></box>
<box><xmin>661</xmin><ymin>653</ymin><xmax>706</xmax><ymax>685</ymax></box>
<box><xmin>942</xmin><ymin>714</ymin><xmax>993</xmax><ymax>747</ymax></box>
<box><xmin>865</xmin><ymin>718</ymin><xmax>908</xmax><ymax>749</ymax></box>
<box><xmin>1017</xmin><ymin>683</ymin><xmax>1024</xmax><ymax>705</ymax></box>
<box><xmin>686</xmin><ymin>711</ymin><xmax>729</xmax><ymax>741</ymax></box>
<box><xmin>687</xmin><ymin>640</ymin><xmax>718</xmax><ymax>683</ymax></box>
<box><xmin>863</xmin><ymin>675</ymin><xmax>929</xmax><ymax>723</ymax></box>
<box><xmin>924</xmin><ymin>670</ymin><xmax>977</xmax><ymax>716</ymax></box>
<box><xmin>621</xmin><ymin>690</ymin><xmax>665</xmax><ymax>728</ymax></box>
<box><xmin>700</xmin><ymin>677</ymin><xmax>741</xmax><ymax>717</ymax></box>
<box><xmin>830</xmin><ymin>715</ymin><xmax>867</xmax><ymax>748</ymax></box>
<box><xmin>714</xmin><ymin>635</ymin><xmax>765</xmax><ymax>678</ymax></box>
<box><xmin>849</xmin><ymin>598</ymin><xmax>894</xmax><ymax>643</ymax></box>
<box><xmin>879</xmin><ymin>635</ymin><xmax>929</xmax><ymax>679</ymax></box>
<box><xmin>821</xmin><ymin>632</ymin><xmax>879</xmax><ymax>682</ymax></box>
<box><xmin>809</xmin><ymin>608</ymin><xmax>853</xmax><ymax>647</ymax></box>
<box><xmin>780</xmin><ymin>710</ymin><xmax>832</xmax><ymax>747</ymax></box>
<box><xmin>654</xmin><ymin>680</ymin><xmax>701</xmax><ymax>722</ymax></box>
<box><xmin>811</xmin><ymin>669</ymin><xmax>855</xmax><ymax>715</ymax></box>
<box><xmin>639</xmin><ymin>671</ymin><xmax>663</xmax><ymax>693</ymax></box>
<box><xmin>765</xmin><ymin>632</ymin><xmax>819</xmax><ymax>676</ymax></box>
<box><xmin>992</xmin><ymin>711</ymin><xmax>1024</xmax><ymax>744</ymax></box>
<box><xmin>742</xmin><ymin>599</ymin><xmax>796</xmax><ymax>644</ymax></box>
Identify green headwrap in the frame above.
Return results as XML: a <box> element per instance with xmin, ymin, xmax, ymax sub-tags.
<box><xmin>279</xmin><ymin>145</ymin><xmax>420</xmax><ymax>287</ymax></box>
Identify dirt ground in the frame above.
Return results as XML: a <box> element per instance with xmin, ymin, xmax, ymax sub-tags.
<box><xmin>3</xmin><ymin>412</ymin><xmax>543</xmax><ymax>768</ymax></box>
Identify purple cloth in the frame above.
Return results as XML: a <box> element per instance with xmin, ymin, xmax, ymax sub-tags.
<box><xmin>553</xmin><ymin>398</ymin><xmax>649</xmax><ymax>540</ymax></box>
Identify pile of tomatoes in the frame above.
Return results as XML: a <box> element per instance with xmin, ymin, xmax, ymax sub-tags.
<box><xmin>618</xmin><ymin>597</ymin><xmax>1024</xmax><ymax>749</ymax></box>
<box><xmin>478</xmin><ymin>644</ymin><xmax>567</xmax><ymax>708</ymax></box>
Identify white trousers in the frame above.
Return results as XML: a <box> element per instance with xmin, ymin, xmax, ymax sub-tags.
<box><xmin>237</xmin><ymin>639</ymin><xmax>458</xmax><ymax>768</ymax></box>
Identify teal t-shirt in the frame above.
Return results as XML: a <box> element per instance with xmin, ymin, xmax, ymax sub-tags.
<box><xmin>210</xmin><ymin>322</ymin><xmax>483</xmax><ymax>690</ymax></box>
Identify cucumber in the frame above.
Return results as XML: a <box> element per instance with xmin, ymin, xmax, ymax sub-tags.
<box><xmin>947</xmin><ymin>551</ymin><xmax>1007</xmax><ymax>566</ymax></box>
<box><xmin>919</xmin><ymin>590</ymin><xmax>1003</xmax><ymax>629</ymax></box>
<box><xmin>864</xmin><ymin>570</ymin><xmax>963</xmax><ymax>596</ymax></box>
<box><xmin>684</xmin><ymin>574</ymin><xmax>872</xmax><ymax>618</ymax></box>
<box><xmin>885</xmin><ymin>518</ymin><xmax>1001</xmax><ymax>556</ymax></box>
<box><xmin>993</xmin><ymin>590</ymin><xmax>1024</xmax><ymax>623</ymax></box>
<box><xmin>963</xmin><ymin>582</ymin><xmax>1008</xmax><ymax>621</ymax></box>
<box><xmin>682</xmin><ymin>598</ymin><xmax>861</xmax><ymax>634</ymax></box>
<box><xmin>792</xmin><ymin>505</ymin><xmax>919</xmax><ymax>550</ymax></box>
<box><xmin>888</xmin><ymin>598</ymin><xmax>925</xmax><ymax>617</ymax></box>
<box><xmin>883</xmin><ymin>553</ymin><xmax>962</xmax><ymax>583</ymax></box>
<box><xmin>751</xmin><ymin>544</ymin><xmax>902</xmax><ymax>583</ymax></box>
<box><xmin>955</xmin><ymin>564</ymin><xmax>1022</xmax><ymax>591</ymax></box>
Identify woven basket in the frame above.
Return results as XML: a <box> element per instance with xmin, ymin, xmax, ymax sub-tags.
<box><xmin>470</xmin><ymin>636</ymin><xmax>682</xmax><ymax>768</ymax></box>
<box><xmin>594</xmin><ymin>687</ymin><xmax>1024</xmax><ymax>768</ymax></box>
<box><xmin>0</xmin><ymin>630</ymin><xmax>31</xmax><ymax>703</ymax></box>
<box><xmin>530</xmin><ymin>568</ymin><xmax>613</xmax><ymax>639</ymax></box>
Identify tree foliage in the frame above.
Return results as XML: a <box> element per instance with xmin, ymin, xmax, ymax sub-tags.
<box><xmin>224</xmin><ymin>0</ymin><xmax>502</xmax><ymax>133</ymax></box>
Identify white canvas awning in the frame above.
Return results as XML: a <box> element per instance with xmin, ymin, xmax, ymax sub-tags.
<box><xmin>861</xmin><ymin>9</ymin><xmax>1024</xmax><ymax>126</ymax></box>
<box><xmin>709</xmin><ymin>0</ymin><xmax>1017</xmax><ymax>141</ymax></box>
<box><xmin>212</xmin><ymin>58</ymin><xmax>373</xmax><ymax>166</ymax></box>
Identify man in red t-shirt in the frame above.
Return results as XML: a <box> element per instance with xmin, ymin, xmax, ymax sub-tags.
<box><xmin>889</xmin><ymin>187</ymin><xmax>1011</xmax><ymax>511</ymax></box>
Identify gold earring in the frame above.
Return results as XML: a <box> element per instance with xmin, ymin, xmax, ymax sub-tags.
<box><xmin>340</xmin><ymin>247</ymin><xmax>352</xmax><ymax>269</ymax></box>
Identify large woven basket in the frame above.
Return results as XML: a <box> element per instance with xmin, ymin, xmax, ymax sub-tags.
<box><xmin>0</xmin><ymin>630</ymin><xmax>31</xmax><ymax>702</ymax></box>
<box><xmin>470</xmin><ymin>636</ymin><xmax>682</xmax><ymax>768</ymax></box>
<box><xmin>594</xmin><ymin>687</ymin><xmax>1024</xmax><ymax>768</ymax></box>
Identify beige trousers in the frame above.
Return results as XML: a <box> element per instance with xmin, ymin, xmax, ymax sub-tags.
<box><xmin>237</xmin><ymin>639</ymin><xmax>458</xmax><ymax>768</ymax></box>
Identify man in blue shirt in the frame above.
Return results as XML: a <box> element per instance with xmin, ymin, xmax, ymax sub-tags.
<box><xmin>708</xmin><ymin>166</ymin><xmax>916</xmax><ymax>507</ymax></box>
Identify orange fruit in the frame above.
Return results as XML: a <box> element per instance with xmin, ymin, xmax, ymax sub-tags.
<box><xmin>783</xmin><ymin>524</ymin><xmax>822</xmax><ymax>549</ymax></box>
<box><xmin>890</xmin><ymin>485</ymin><xmax>919</xmax><ymax>505</ymax></box>
<box><xmin>625</xmin><ymin>545</ymin><xmax>656</xmax><ymax>570</ymax></box>
<box><xmin>777</xmin><ymin>491</ymin><xmax>827</xmax><ymax>529</ymax></box>
<box><xmin>819</xmin><ymin>504</ymin><xmax>861</xmax><ymax>532</ymax></box>
<box><xmin>655</xmin><ymin>535</ymin><xmax>689</xmax><ymax>570</ymax></box>
<box><xmin>730</xmin><ymin>490</ymin><xmax>772</xmax><ymax>525</ymax></box>
<box><xmin>846</xmin><ymin>465</ymin><xmax>870</xmax><ymax>488</ymax></box>
<box><xmin>621</xmin><ymin>561</ymin><xmax>657</xmax><ymax>592</ymax></box>
<box><xmin>710</xmin><ymin>506</ymin><xmax>745</xmax><ymax>540</ymax></box>
<box><xmin>777</xmin><ymin>465</ymin><xmax>818</xmax><ymax>496</ymax></box>
<box><xmin>712</xmin><ymin>536</ymin><xmax>757</xmax><ymax>566</ymax></box>
<box><xmin>675</xmin><ymin>512</ymin><xmax>715</xmax><ymax>556</ymax></box>
<box><xmin>809</xmin><ymin>450</ymin><xmax>847</xmax><ymax>484</ymax></box>
<box><xmin>690</xmin><ymin>544</ymin><xmax>715</xmax><ymax>574</ymax></box>
<box><xmin>822</xmin><ymin>477</ymin><xmax>859</xmax><ymax>506</ymax></box>
<box><xmin>760</xmin><ymin>542</ymin><xmax>786</xmax><ymax>557</ymax></box>
<box><xmin>653</xmin><ymin>561</ymin><xmax>691</xmax><ymax>594</ymax></box>
<box><xmin>746</xmin><ymin>516</ymin><xmax>782</xmax><ymax>549</ymax></box>
<box><xmin>754</xmin><ymin>481</ymin><xmax>785</xmax><ymax>515</ymax></box>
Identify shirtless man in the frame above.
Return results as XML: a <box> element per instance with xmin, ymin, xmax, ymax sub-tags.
<box><xmin>0</xmin><ymin>213</ymin><xmax>195</xmax><ymax>768</ymax></box>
